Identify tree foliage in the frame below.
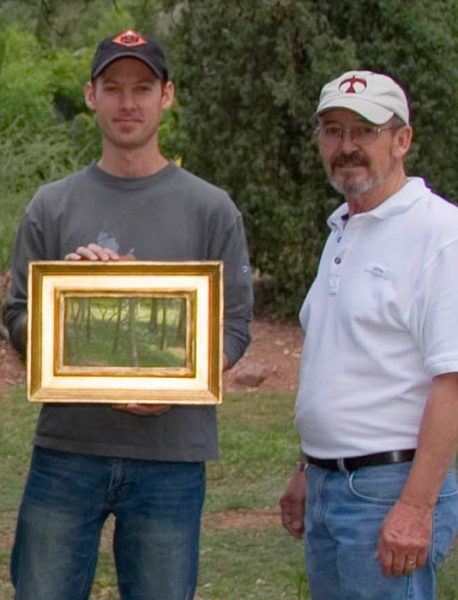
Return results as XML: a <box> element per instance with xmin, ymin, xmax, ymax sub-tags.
<box><xmin>165</xmin><ymin>0</ymin><xmax>458</xmax><ymax>316</ymax></box>
<box><xmin>1</xmin><ymin>0</ymin><xmax>457</xmax><ymax>316</ymax></box>
<box><xmin>165</xmin><ymin>1</ymin><xmax>358</xmax><ymax>314</ymax></box>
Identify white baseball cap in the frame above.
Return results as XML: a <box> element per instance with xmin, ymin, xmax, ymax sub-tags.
<box><xmin>315</xmin><ymin>70</ymin><xmax>410</xmax><ymax>125</ymax></box>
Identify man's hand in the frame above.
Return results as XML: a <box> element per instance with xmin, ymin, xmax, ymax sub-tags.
<box><xmin>376</xmin><ymin>499</ymin><xmax>432</xmax><ymax>577</ymax></box>
<box><xmin>279</xmin><ymin>469</ymin><xmax>307</xmax><ymax>538</ymax></box>
<box><xmin>65</xmin><ymin>243</ymin><xmax>127</xmax><ymax>261</ymax></box>
<box><xmin>223</xmin><ymin>354</ymin><xmax>230</xmax><ymax>372</ymax></box>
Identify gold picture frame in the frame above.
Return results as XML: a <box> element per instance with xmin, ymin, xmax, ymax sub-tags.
<box><xmin>27</xmin><ymin>261</ymin><xmax>223</xmax><ymax>404</ymax></box>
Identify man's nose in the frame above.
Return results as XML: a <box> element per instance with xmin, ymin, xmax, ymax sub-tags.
<box><xmin>338</xmin><ymin>130</ymin><xmax>359</xmax><ymax>151</ymax></box>
<box><xmin>119</xmin><ymin>90</ymin><xmax>135</xmax><ymax>109</ymax></box>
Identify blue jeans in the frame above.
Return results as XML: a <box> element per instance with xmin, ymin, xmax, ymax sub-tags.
<box><xmin>11</xmin><ymin>446</ymin><xmax>206</xmax><ymax>600</ymax></box>
<box><xmin>305</xmin><ymin>462</ymin><xmax>458</xmax><ymax>600</ymax></box>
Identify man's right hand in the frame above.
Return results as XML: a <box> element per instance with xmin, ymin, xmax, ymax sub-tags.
<box><xmin>65</xmin><ymin>243</ymin><xmax>123</xmax><ymax>261</ymax></box>
<box><xmin>279</xmin><ymin>469</ymin><xmax>307</xmax><ymax>538</ymax></box>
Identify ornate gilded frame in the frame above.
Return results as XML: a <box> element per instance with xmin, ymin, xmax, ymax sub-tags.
<box><xmin>27</xmin><ymin>261</ymin><xmax>223</xmax><ymax>404</ymax></box>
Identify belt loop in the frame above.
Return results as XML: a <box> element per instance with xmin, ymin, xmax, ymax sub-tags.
<box><xmin>337</xmin><ymin>458</ymin><xmax>348</xmax><ymax>473</ymax></box>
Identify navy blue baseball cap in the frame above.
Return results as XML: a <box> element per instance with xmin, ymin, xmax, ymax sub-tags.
<box><xmin>91</xmin><ymin>29</ymin><xmax>168</xmax><ymax>81</ymax></box>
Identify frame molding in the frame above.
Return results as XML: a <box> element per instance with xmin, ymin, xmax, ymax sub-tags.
<box><xmin>27</xmin><ymin>261</ymin><xmax>223</xmax><ymax>404</ymax></box>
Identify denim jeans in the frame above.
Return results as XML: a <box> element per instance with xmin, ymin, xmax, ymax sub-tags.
<box><xmin>11</xmin><ymin>446</ymin><xmax>206</xmax><ymax>600</ymax></box>
<box><xmin>305</xmin><ymin>462</ymin><xmax>458</xmax><ymax>600</ymax></box>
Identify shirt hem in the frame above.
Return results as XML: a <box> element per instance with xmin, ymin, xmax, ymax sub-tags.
<box><xmin>34</xmin><ymin>436</ymin><xmax>219</xmax><ymax>462</ymax></box>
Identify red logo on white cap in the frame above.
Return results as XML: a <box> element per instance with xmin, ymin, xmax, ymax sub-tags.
<box><xmin>339</xmin><ymin>76</ymin><xmax>367</xmax><ymax>94</ymax></box>
<box><xmin>113</xmin><ymin>30</ymin><xmax>147</xmax><ymax>46</ymax></box>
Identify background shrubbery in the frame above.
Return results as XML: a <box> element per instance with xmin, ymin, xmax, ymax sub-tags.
<box><xmin>1</xmin><ymin>0</ymin><xmax>457</xmax><ymax>316</ymax></box>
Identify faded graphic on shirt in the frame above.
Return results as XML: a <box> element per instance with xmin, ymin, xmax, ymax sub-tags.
<box><xmin>97</xmin><ymin>231</ymin><xmax>135</xmax><ymax>258</ymax></box>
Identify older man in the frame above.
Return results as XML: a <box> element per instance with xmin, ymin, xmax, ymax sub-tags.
<box><xmin>280</xmin><ymin>71</ymin><xmax>458</xmax><ymax>600</ymax></box>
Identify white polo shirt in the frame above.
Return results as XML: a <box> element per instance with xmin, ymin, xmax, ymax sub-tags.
<box><xmin>295</xmin><ymin>177</ymin><xmax>458</xmax><ymax>458</ymax></box>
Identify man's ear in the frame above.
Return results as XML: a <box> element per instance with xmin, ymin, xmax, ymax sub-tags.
<box><xmin>161</xmin><ymin>80</ymin><xmax>175</xmax><ymax>111</ymax></box>
<box><xmin>84</xmin><ymin>81</ymin><xmax>97</xmax><ymax>111</ymax></box>
<box><xmin>393</xmin><ymin>125</ymin><xmax>413</xmax><ymax>159</ymax></box>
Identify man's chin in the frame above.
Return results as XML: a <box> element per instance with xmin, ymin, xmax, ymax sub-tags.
<box><xmin>330</xmin><ymin>177</ymin><xmax>374</xmax><ymax>198</ymax></box>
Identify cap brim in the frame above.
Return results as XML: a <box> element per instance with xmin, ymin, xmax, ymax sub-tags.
<box><xmin>315</xmin><ymin>97</ymin><xmax>394</xmax><ymax>125</ymax></box>
<box><xmin>92</xmin><ymin>53</ymin><xmax>162</xmax><ymax>79</ymax></box>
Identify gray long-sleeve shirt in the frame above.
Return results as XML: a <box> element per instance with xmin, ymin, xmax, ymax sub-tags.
<box><xmin>6</xmin><ymin>162</ymin><xmax>253</xmax><ymax>461</ymax></box>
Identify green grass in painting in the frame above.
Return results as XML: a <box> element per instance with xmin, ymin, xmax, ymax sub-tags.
<box><xmin>64</xmin><ymin>296</ymin><xmax>187</xmax><ymax>368</ymax></box>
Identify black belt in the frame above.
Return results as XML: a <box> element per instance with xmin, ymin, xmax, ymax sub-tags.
<box><xmin>305</xmin><ymin>449</ymin><xmax>416</xmax><ymax>472</ymax></box>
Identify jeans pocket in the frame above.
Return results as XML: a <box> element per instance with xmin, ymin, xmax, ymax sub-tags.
<box><xmin>431</xmin><ymin>469</ymin><xmax>458</xmax><ymax>567</ymax></box>
<box><xmin>437</xmin><ymin>467</ymin><xmax>458</xmax><ymax>499</ymax></box>
<box><xmin>347</xmin><ymin>463</ymin><xmax>411</xmax><ymax>504</ymax></box>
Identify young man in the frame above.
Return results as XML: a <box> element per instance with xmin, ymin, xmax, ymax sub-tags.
<box><xmin>280</xmin><ymin>71</ymin><xmax>458</xmax><ymax>599</ymax></box>
<box><xmin>6</xmin><ymin>30</ymin><xmax>253</xmax><ymax>600</ymax></box>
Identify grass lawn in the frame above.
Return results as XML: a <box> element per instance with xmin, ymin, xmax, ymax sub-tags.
<box><xmin>0</xmin><ymin>387</ymin><xmax>456</xmax><ymax>599</ymax></box>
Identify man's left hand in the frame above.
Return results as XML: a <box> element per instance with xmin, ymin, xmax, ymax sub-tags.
<box><xmin>112</xmin><ymin>353</ymin><xmax>231</xmax><ymax>415</ymax></box>
<box><xmin>376</xmin><ymin>499</ymin><xmax>432</xmax><ymax>577</ymax></box>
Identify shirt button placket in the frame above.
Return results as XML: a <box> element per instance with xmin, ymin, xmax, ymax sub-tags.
<box><xmin>328</xmin><ymin>255</ymin><xmax>343</xmax><ymax>294</ymax></box>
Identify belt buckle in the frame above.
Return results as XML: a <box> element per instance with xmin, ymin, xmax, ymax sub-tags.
<box><xmin>337</xmin><ymin>458</ymin><xmax>348</xmax><ymax>473</ymax></box>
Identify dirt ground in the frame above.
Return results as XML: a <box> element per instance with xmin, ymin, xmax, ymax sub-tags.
<box><xmin>223</xmin><ymin>319</ymin><xmax>303</xmax><ymax>393</ymax></box>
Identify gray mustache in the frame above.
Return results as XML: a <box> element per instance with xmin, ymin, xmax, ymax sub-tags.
<box><xmin>332</xmin><ymin>152</ymin><xmax>369</xmax><ymax>169</ymax></box>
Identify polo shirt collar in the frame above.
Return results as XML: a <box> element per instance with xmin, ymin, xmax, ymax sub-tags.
<box><xmin>327</xmin><ymin>177</ymin><xmax>428</xmax><ymax>234</ymax></box>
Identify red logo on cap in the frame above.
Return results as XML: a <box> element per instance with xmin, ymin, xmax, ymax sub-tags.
<box><xmin>339</xmin><ymin>76</ymin><xmax>367</xmax><ymax>94</ymax></box>
<box><xmin>113</xmin><ymin>30</ymin><xmax>147</xmax><ymax>47</ymax></box>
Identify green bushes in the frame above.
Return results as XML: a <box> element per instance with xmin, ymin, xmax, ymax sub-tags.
<box><xmin>165</xmin><ymin>0</ymin><xmax>458</xmax><ymax>316</ymax></box>
<box><xmin>0</xmin><ymin>119</ymin><xmax>85</xmax><ymax>271</ymax></box>
<box><xmin>0</xmin><ymin>24</ymin><xmax>90</xmax><ymax>271</ymax></box>
<box><xmin>0</xmin><ymin>1</ymin><xmax>457</xmax><ymax>315</ymax></box>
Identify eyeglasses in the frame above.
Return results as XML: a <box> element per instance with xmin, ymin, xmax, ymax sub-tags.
<box><xmin>316</xmin><ymin>123</ymin><xmax>401</xmax><ymax>146</ymax></box>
